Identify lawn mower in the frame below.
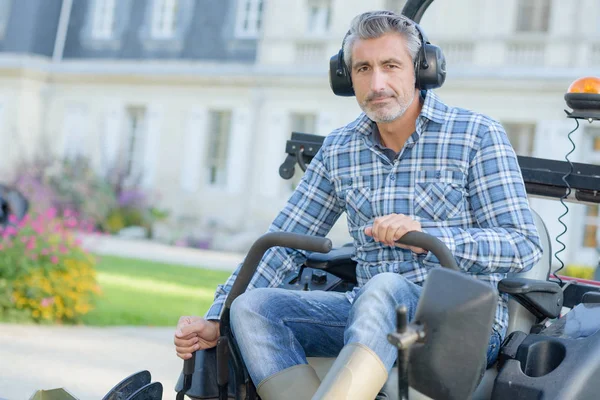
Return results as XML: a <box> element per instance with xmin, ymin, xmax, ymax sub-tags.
<box><xmin>106</xmin><ymin>0</ymin><xmax>600</xmax><ymax>399</ymax></box>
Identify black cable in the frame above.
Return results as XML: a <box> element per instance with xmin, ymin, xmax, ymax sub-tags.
<box><xmin>296</xmin><ymin>147</ymin><xmax>307</xmax><ymax>172</ymax></box>
<box><xmin>552</xmin><ymin>118</ymin><xmax>580</xmax><ymax>285</ymax></box>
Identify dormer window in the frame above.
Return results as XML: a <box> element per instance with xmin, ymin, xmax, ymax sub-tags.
<box><xmin>235</xmin><ymin>0</ymin><xmax>264</xmax><ymax>38</ymax></box>
<box><xmin>91</xmin><ymin>0</ymin><xmax>116</xmax><ymax>39</ymax></box>
<box><xmin>151</xmin><ymin>0</ymin><xmax>179</xmax><ymax>39</ymax></box>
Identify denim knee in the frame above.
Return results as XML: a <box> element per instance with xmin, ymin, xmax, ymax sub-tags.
<box><xmin>358</xmin><ymin>272</ymin><xmax>420</xmax><ymax>305</ymax></box>
<box><xmin>230</xmin><ymin>288</ymin><xmax>272</xmax><ymax>328</ymax></box>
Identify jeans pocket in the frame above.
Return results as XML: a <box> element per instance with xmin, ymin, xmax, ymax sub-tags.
<box><xmin>413</xmin><ymin>169</ymin><xmax>466</xmax><ymax>221</ymax></box>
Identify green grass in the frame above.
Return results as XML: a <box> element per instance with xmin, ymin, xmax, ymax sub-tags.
<box><xmin>81</xmin><ymin>255</ymin><xmax>232</xmax><ymax>326</ymax></box>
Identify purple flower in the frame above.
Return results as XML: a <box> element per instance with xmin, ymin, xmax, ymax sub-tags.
<box><xmin>118</xmin><ymin>189</ymin><xmax>147</xmax><ymax>208</ymax></box>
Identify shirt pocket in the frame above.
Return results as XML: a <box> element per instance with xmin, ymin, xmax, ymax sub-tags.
<box><xmin>343</xmin><ymin>177</ymin><xmax>373</xmax><ymax>227</ymax></box>
<box><xmin>413</xmin><ymin>169</ymin><xmax>466</xmax><ymax>221</ymax></box>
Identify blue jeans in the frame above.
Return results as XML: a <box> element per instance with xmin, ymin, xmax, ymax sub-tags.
<box><xmin>230</xmin><ymin>272</ymin><xmax>500</xmax><ymax>387</ymax></box>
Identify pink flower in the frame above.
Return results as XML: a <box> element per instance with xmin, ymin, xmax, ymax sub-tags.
<box><xmin>50</xmin><ymin>255</ymin><xmax>59</xmax><ymax>264</ymax></box>
<box><xmin>59</xmin><ymin>245</ymin><xmax>68</xmax><ymax>254</ymax></box>
<box><xmin>41</xmin><ymin>248</ymin><xmax>50</xmax><ymax>255</ymax></box>
<box><xmin>45</xmin><ymin>208</ymin><xmax>58</xmax><ymax>220</ymax></box>
<box><xmin>40</xmin><ymin>297</ymin><xmax>54</xmax><ymax>307</ymax></box>
<box><xmin>18</xmin><ymin>214</ymin><xmax>29</xmax><ymax>227</ymax></box>
<box><xmin>26</xmin><ymin>240</ymin><xmax>36</xmax><ymax>251</ymax></box>
<box><xmin>8</xmin><ymin>214</ymin><xmax>18</xmax><ymax>224</ymax></box>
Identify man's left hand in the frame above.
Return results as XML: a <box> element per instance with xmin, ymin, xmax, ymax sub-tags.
<box><xmin>364</xmin><ymin>213</ymin><xmax>426</xmax><ymax>254</ymax></box>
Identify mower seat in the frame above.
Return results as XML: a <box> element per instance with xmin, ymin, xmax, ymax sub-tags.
<box><xmin>503</xmin><ymin>209</ymin><xmax>557</xmax><ymax>334</ymax></box>
<box><xmin>308</xmin><ymin>208</ymin><xmax>554</xmax><ymax>400</ymax></box>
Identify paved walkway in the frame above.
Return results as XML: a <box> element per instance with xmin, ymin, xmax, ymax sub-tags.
<box><xmin>0</xmin><ymin>324</ymin><xmax>182</xmax><ymax>400</ymax></box>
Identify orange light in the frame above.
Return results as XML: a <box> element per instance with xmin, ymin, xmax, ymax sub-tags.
<box><xmin>567</xmin><ymin>76</ymin><xmax>600</xmax><ymax>94</ymax></box>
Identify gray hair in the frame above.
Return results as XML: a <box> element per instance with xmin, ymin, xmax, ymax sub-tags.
<box><xmin>343</xmin><ymin>11</ymin><xmax>422</xmax><ymax>71</ymax></box>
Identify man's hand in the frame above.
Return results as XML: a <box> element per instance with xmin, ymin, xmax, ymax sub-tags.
<box><xmin>174</xmin><ymin>316</ymin><xmax>221</xmax><ymax>360</ymax></box>
<box><xmin>364</xmin><ymin>213</ymin><xmax>426</xmax><ymax>254</ymax></box>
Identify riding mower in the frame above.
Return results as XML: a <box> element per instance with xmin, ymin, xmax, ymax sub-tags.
<box><xmin>101</xmin><ymin>0</ymin><xmax>600</xmax><ymax>398</ymax></box>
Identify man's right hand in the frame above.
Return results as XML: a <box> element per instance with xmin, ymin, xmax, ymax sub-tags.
<box><xmin>174</xmin><ymin>316</ymin><xmax>221</xmax><ymax>360</ymax></box>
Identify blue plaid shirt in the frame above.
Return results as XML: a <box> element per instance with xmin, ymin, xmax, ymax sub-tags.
<box><xmin>206</xmin><ymin>90</ymin><xmax>543</xmax><ymax>339</ymax></box>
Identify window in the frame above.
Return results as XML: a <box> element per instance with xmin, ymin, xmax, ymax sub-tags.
<box><xmin>151</xmin><ymin>0</ymin><xmax>179</xmax><ymax>39</ymax></box>
<box><xmin>289</xmin><ymin>112</ymin><xmax>317</xmax><ymax>190</ymax></box>
<box><xmin>235</xmin><ymin>0</ymin><xmax>264</xmax><ymax>38</ymax></box>
<box><xmin>583</xmin><ymin>205</ymin><xmax>599</xmax><ymax>249</ymax></box>
<box><xmin>124</xmin><ymin>106</ymin><xmax>147</xmax><ymax>181</ymax></box>
<box><xmin>0</xmin><ymin>0</ymin><xmax>11</xmax><ymax>40</ymax></box>
<box><xmin>503</xmin><ymin>122</ymin><xmax>535</xmax><ymax>156</ymax></box>
<box><xmin>515</xmin><ymin>0</ymin><xmax>551</xmax><ymax>33</ymax></box>
<box><xmin>206</xmin><ymin>111</ymin><xmax>232</xmax><ymax>187</ymax></box>
<box><xmin>306</xmin><ymin>0</ymin><xmax>331</xmax><ymax>35</ymax></box>
<box><xmin>91</xmin><ymin>0</ymin><xmax>116</xmax><ymax>39</ymax></box>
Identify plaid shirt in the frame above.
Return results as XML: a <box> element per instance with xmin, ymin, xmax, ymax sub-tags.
<box><xmin>205</xmin><ymin>90</ymin><xmax>543</xmax><ymax>339</ymax></box>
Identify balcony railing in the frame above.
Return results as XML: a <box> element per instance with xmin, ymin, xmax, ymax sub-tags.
<box><xmin>295</xmin><ymin>42</ymin><xmax>327</xmax><ymax>64</ymax></box>
<box><xmin>506</xmin><ymin>42</ymin><xmax>546</xmax><ymax>66</ymax></box>
<box><xmin>438</xmin><ymin>41</ymin><xmax>475</xmax><ymax>66</ymax></box>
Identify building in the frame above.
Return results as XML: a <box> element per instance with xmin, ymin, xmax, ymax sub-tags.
<box><xmin>0</xmin><ymin>0</ymin><xmax>599</xmax><ymax>267</ymax></box>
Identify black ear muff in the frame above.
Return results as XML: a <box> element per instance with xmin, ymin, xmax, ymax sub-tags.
<box><xmin>414</xmin><ymin>24</ymin><xmax>446</xmax><ymax>90</ymax></box>
<box><xmin>329</xmin><ymin>36</ymin><xmax>355</xmax><ymax>96</ymax></box>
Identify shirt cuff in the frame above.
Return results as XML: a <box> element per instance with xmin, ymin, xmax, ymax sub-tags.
<box><xmin>204</xmin><ymin>297</ymin><xmax>226</xmax><ymax>321</ymax></box>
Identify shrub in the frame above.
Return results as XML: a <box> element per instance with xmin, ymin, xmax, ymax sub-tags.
<box><xmin>11</xmin><ymin>155</ymin><xmax>117</xmax><ymax>232</ymax></box>
<box><xmin>562</xmin><ymin>264</ymin><xmax>595</xmax><ymax>280</ymax></box>
<box><xmin>0</xmin><ymin>209</ymin><xmax>100</xmax><ymax>324</ymax></box>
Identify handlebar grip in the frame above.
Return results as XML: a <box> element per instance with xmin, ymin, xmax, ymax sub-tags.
<box><xmin>396</xmin><ymin>231</ymin><xmax>459</xmax><ymax>271</ymax></box>
<box><xmin>183</xmin><ymin>351</ymin><xmax>196</xmax><ymax>375</ymax></box>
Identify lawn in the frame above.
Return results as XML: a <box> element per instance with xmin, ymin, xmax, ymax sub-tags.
<box><xmin>81</xmin><ymin>255</ymin><xmax>232</xmax><ymax>326</ymax></box>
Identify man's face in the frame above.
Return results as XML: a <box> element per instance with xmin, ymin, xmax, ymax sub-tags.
<box><xmin>350</xmin><ymin>32</ymin><xmax>417</xmax><ymax>123</ymax></box>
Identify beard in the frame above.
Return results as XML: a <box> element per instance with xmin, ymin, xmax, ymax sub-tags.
<box><xmin>359</xmin><ymin>88</ymin><xmax>416</xmax><ymax>123</ymax></box>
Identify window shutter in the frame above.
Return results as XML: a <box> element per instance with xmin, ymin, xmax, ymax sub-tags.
<box><xmin>142</xmin><ymin>104</ymin><xmax>163</xmax><ymax>187</ymax></box>
<box><xmin>102</xmin><ymin>104</ymin><xmax>123</xmax><ymax>174</ymax></box>
<box><xmin>226</xmin><ymin>108</ymin><xmax>253</xmax><ymax>194</ymax></box>
<box><xmin>62</xmin><ymin>104</ymin><xmax>88</xmax><ymax>160</ymax></box>
<box><xmin>180</xmin><ymin>107</ymin><xmax>208</xmax><ymax>192</ymax></box>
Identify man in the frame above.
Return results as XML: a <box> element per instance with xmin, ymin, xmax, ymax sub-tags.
<box><xmin>175</xmin><ymin>11</ymin><xmax>542</xmax><ymax>400</ymax></box>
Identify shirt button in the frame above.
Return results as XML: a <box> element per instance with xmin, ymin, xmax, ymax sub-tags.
<box><xmin>390</xmin><ymin>175</ymin><xmax>396</xmax><ymax>181</ymax></box>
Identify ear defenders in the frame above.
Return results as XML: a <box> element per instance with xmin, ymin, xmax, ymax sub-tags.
<box><xmin>329</xmin><ymin>17</ymin><xmax>446</xmax><ymax>97</ymax></box>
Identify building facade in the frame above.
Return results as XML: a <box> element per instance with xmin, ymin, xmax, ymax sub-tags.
<box><xmin>0</xmin><ymin>0</ymin><xmax>599</xmax><ymax>267</ymax></box>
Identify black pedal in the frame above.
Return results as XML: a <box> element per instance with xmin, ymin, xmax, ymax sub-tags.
<box><xmin>125</xmin><ymin>382</ymin><xmax>163</xmax><ymax>400</ymax></box>
<box><xmin>102</xmin><ymin>370</ymin><xmax>151</xmax><ymax>400</ymax></box>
